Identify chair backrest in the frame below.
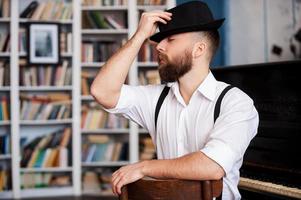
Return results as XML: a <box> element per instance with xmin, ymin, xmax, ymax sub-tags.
<box><xmin>119</xmin><ymin>178</ymin><xmax>223</xmax><ymax>200</ymax></box>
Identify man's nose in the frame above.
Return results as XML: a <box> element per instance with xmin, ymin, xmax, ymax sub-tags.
<box><xmin>156</xmin><ymin>39</ymin><xmax>167</xmax><ymax>52</ymax></box>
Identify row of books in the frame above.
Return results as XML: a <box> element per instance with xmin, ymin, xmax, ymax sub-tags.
<box><xmin>0</xmin><ymin>60</ymin><xmax>9</xmax><ymax>87</ymax></box>
<box><xmin>137</xmin><ymin>0</ymin><xmax>166</xmax><ymax>5</ymax></box>
<box><xmin>60</xmin><ymin>32</ymin><xmax>73</xmax><ymax>54</ymax></box>
<box><xmin>0</xmin><ymin>163</ymin><xmax>11</xmax><ymax>191</ymax></box>
<box><xmin>0</xmin><ymin>95</ymin><xmax>9</xmax><ymax>121</ymax></box>
<box><xmin>82</xmin><ymin>102</ymin><xmax>129</xmax><ymax>129</ymax></box>
<box><xmin>82</xmin><ymin>0</ymin><xmax>128</xmax><ymax>6</ymax></box>
<box><xmin>139</xmin><ymin>136</ymin><xmax>156</xmax><ymax>160</ymax></box>
<box><xmin>20</xmin><ymin>93</ymin><xmax>71</xmax><ymax>120</ymax></box>
<box><xmin>0</xmin><ymin>32</ymin><xmax>10</xmax><ymax>52</ymax></box>
<box><xmin>21</xmin><ymin>172</ymin><xmax>71</xmax><ymax>189</ymax></box>
<box><xmin>20</xmin><ymin>1</ymin><xmax>72</xmax><ymax>21</ymax></box>
<box><xmin>138</xmin><ymin>69</ymin><xmax>160</xmax><ymax>85</ymax></box>
<box><xmin>82</xmin><ymin>169</ymin><xmax>112</xmax><ymax>195</ymax></box>
<box><xmin>20</xmin><ymin>61</ymin><xmax>72</xmax><ymax>87</ymax></box>
<box><xmin>0</xmin><ymin>134</ymin><xmax>10</xmax><ymax>155</ymax></box>
<box><xmin>82</xmin><ymin>0</ymin><xmax>164</xmax><ymax>6</ymax></box>
<box><xmin>81</xmin><ymin>71</ymin><xmax>94</xmax><ymax>96</ymax></box>
<box><xmin>138</xmin><ymin>41</ymin><xmax>158</xmax><ymax>62</ymax></box>
<box><xmin>82</xmin><ymin>11</ymin><xmax>126</xmax><ymax>29</ymax></box>
<box><xmin>82</xmin><ymin>135</ymin><xmax>128</xmax><ymax>162</ymax></box>
<box><xmin>0</xmin><ymin>0</ymin><xmax>9</xmax><ymax>18</ymax></box>
<box><xmin>21</xmin><ymin>127</ymin><xmax>71</xmax><ymax>168</ymax></box>
<box><xmin>82</xmin><ymin>40</ymin><xmax>123</xmax><ymax>62</ymax></box>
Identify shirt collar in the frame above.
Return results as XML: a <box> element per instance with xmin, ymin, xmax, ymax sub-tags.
<box><xmin>167</xmin><ymin>71</ymin><xmax>217</xmax><ymax>102</ymax></box>
<box><xmin>196</xmin><ymin>71</ymin><xmax>217</xmax><ymax>101</ymax></box>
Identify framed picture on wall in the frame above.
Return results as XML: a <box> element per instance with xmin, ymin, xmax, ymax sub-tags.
<box><xmin>27</xmin><ymin>23</ymin><xmax>60</xmax><ymax>65</ymax></box>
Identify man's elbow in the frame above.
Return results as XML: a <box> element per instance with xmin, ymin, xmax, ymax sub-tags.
<box><xmin>90</xmin><ymin>84</ymin><xmax>119</xmax><ymax>109</ymax></box>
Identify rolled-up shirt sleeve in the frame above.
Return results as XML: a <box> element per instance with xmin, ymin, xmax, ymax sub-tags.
<box><xmin>200</xmin><ymin>88</ymin><xmax>259</xmax><ymax>175</ymax></box>
<box><xmin>102</xmin><ymin>84</ymin><xmax>163</xmax><ymax>132</ymax></box>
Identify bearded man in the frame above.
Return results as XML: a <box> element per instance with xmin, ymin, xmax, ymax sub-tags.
<box><xmin>91</xmin><ymin>1</ymin><xmax>259</xmax><ymax>199</ymax></box>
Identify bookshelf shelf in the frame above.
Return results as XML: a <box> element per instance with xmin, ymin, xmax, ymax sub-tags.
<box><xmin>0</xmin><ymin>121</ymin><xmax>10</xmax><ymax>126</ymax></box>
<box><xmin>82</xmin><ymin>161</ymin><xmax>130</xmax><ymax>167</ymax></box>
<box><xmin>61</xmin><ymin>52</ymin><xmax>73</xmax><ymax>57</ymax></box>
<box><xmin>81</xmin><ymin>5</ymin><xmax>128</xmax><ymax>11</ymax></box>
<box><xmin>81</xmin><ymin>128</ymin><xmax>130</xmax><ymax>134</ymax></box>
<box><xmin>81</xmin><ymin>95</ymin><xmax>94</xmax><ymax>101</ymax></box>
<box><xmin>18</xmin><ymin>52</ymin><xmax>26</xmax><ymax>57</ymax></box>
<box><xmin>20</xmin><ymin>187</ymin><xmax>74</xmax><ymax>198</ymax></box>
<box><xmin>139</xmin><ymin>128</ymin><xmax>149</xmax><ymax>134</ymax></box>
<box><xmin>19</xmin><ymin>86</ymin><xmax>73</xmax><ymax>91</ymax></box>
<box><xmin>20</xmin><ymin>167</ymin><xmax>73</xmax><ymax>173</ymax></box>
<box><xmin>81</xmin><ymin>29</ymin><xmax>128</xmax><ymax>34</ymax></box>
<box><xmin>0</xmin><ymin>191</ymin><xmax>13</xmax><ymax>199</ymax></box>
<box><xmin>0</xmin><ymin>86</ymin><xmax>10</xmax><ymax>91</ymax></box>
<box><xmin>19</xmin><ymin>52</ymin><xmax>73</xmax><ymax>57</ymax></box>
<box><xmin>19</xmin><ymin>18</ymin><xmax>73</xmax><ymax>25</ymax></box>
<box><xmin>0</xmin><ymin>154</ymin><xmax>11</xmax><ymax>160</ymax></box>
<box><xmin>0</xmin><ymin>17</ymin><xmax>10</xmax><ymax>22</ymax></box>
<box><xmin>138</xmin><ymin>61</ymin><xmax>158</xmax><ymax>67</ymax></box>
<box><xmin>81</xmin><ymin>62</ymin><xmax>104</xmax><ymax>68</ymax></box>
<box><xmin>0</xmin><ymin>52</ymin><xmax>10</xmax><ymax>57</ymax></box>
<box><xmin>19</xmin><ymin>119</ymin><xmax>73</xmax><ymax>126</ymax></box>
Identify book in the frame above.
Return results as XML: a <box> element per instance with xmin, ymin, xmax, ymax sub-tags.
<box><xmin>0</xmin><ymin>95</ymin><xmax>9</xmax><ymax>121</ymax></box>
<box><xmin>0</xmin><ymin>0</ymin><xmax>10</xmax><ymax>18</ymax></box>
<box><xmin>104</xmin><ymin>15</ymin><xmax>125</xmax><ymax>29</ymax></box>
<box><xmin>0</xmin><ymin>134</ymin><xmax>10</xmax><ymax>154</ymax></box>
<box><xmin>20</xmin><ymin>1</ymin><xmax>39</xmax><ymax>18</ymax></box>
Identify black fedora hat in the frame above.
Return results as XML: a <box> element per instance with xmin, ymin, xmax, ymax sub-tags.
<box><xmin>149</xmin><ymin>1</ymin><xmax>225</xmax><ymax>43</ymax></box>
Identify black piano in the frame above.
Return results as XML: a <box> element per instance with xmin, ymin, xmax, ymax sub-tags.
<box><xmin>212</xmin><ymin>60</ymin><xmax>301</xmax><ymax>200</ymax></box>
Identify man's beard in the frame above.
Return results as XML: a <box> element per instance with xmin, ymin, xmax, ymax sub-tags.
<box><xmin>158</xmin><ymin>50</ymin><xmax>192</xmax><ymax>83</ymax></box>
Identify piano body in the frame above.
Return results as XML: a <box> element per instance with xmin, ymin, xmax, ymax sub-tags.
<box><xmin>212</xmin><ymin>60</ymin><xmax>301</xmax><ymax>200</ymax></box>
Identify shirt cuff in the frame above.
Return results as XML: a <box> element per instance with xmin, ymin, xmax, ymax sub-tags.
<box><xmin>200</xmin><ymin>140</ymin><xmax>236</xmax><ymax>175</ymax></box>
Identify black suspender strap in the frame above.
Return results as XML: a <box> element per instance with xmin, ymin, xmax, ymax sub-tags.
<box><xmin>214</xmin><ymin>85</ymin><xmax>234</xmax><ymax>123</ymax></box>
<box><xmin>214</xmin><ymin>85</ymin><xmax>234</xmax><ymax>200</ymax></box>
<box><xmin>155</xmin><ymin>86</ymin><xmax>170</xmax><ymax>130</ymax></box>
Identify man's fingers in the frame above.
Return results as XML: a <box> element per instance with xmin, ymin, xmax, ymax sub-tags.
<box><xmin>112</xmin><ymin>174</ymin><xmax>122</xmax><ymax>195</ymax></box>
<box><xmin>142</xmin><ymin>11</ymin><xmax>172</xmax><ymax>21</ymax></box>
<box><xmin>148</xmin><ymin>12</ymin><xmax>172</xmax><ymax>20</ymax></box>
<box><xmin>152</xmin><ymin>16</ymin><xmax>168</xmax><ymax>24</ymax></box>
<box><xmin>115</xmin><ymin>176</ymin><xmax>125</xmax><ymax>195</ymax></box>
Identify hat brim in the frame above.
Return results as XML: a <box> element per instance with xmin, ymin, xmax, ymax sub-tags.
<box><xmin>149</xmin><ymin>18</ymin><xmax>225</xmax><ymax>43</ymax></box>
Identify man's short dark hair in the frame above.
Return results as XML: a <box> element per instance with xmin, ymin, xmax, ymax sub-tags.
<box><xmin>197</xmin><ymin>30</ymin><xmax>220</xmax><ymax>62</ymax></box>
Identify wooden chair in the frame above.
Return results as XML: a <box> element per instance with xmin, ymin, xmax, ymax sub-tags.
<box><xmin>119</xmin><ymin>178</ymin><xmax>223</xmax><ymax>200</ymax></box>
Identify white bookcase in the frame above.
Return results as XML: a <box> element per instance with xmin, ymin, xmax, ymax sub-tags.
<box><xmin>0</xmin><ymin>0</ymin><xmax>175</xmax><ymax>198</ymax></box>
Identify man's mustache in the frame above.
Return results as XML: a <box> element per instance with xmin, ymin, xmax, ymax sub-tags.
<box><xmin>158</xmin><ymin>53</ymin><xmax>168</xmax><ymax>62</ymax></box>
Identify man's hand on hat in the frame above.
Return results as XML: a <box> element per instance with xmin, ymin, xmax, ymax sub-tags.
<box><xmin>136</xmin><ymin>11</ymin><xmax>172</xmax><ymax>41</ymax></box>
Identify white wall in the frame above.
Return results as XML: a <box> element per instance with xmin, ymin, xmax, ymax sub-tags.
<box><xmin>226</xmin><ymin>0</ymin><xmax>301</xmax><ymax>65</ymax></box>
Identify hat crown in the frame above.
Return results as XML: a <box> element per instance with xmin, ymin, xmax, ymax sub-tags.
<box><xmin>149</xmin><ymin>1</ymin><xmax>225</xmax><ymax>42</ymax></box>
<box><xmin>159</xmin><ymin>1</ymin><xmax>215</xmax><ymax>32</ymax></box>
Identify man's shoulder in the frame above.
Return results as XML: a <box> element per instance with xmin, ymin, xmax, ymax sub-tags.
<box><xmin>216</xmin><ymin>81</ymin><xmax>254</xmax><ymax>104</ymax></box>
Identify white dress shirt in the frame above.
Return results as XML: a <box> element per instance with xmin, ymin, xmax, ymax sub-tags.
<box><xmin>104</xmin><ymin>71</ymin><xmax>259</xmax><ymax>200</ymax></box>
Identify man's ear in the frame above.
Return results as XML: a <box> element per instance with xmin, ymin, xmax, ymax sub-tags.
<box><xmin>192</xmin><ymin>42</ymin><xmax>206</xmax><ymax>58</ymax></box>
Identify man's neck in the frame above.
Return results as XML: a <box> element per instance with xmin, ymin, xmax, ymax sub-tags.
<box><xmin>178</xmin><ymin>66</ymin><xmax>210</xmax><ymax>105</ymax></box>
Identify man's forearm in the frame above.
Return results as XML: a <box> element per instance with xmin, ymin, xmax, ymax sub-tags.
<box><xmin>142</xmin><ymin>151</ymin><xmax>224</xmax><ymax>180</ymax></box>
<box><xmin>90</xmin><ymin>33</ymin><xmax>145</xmax><ymax>108</ymax></box>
